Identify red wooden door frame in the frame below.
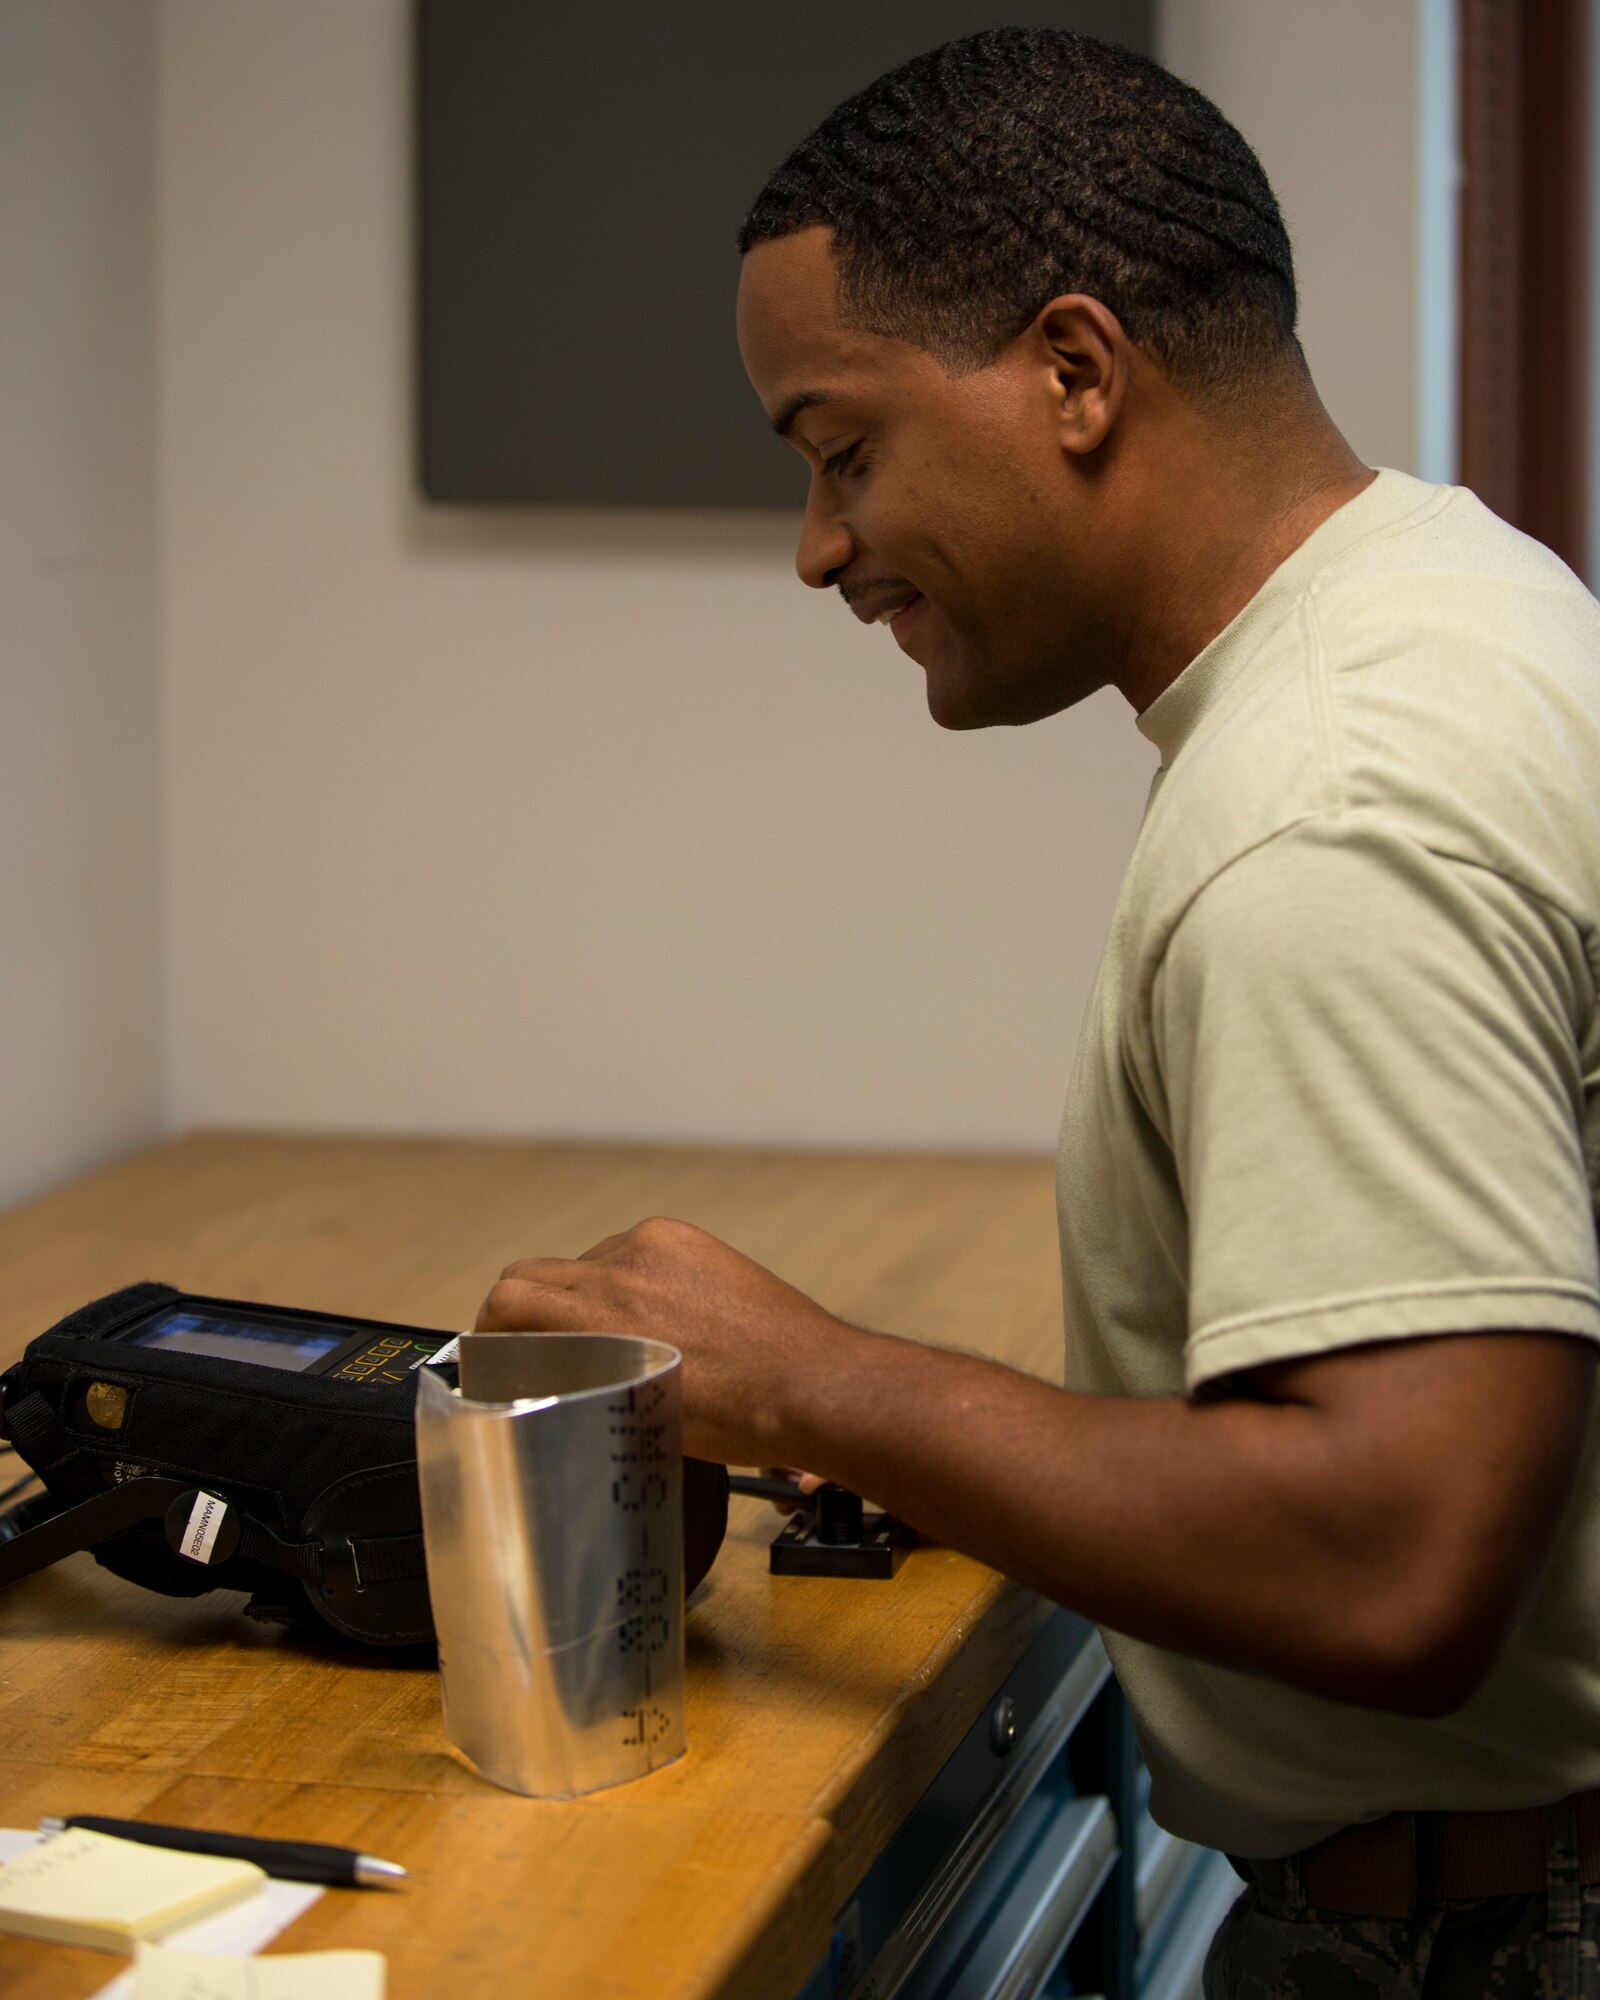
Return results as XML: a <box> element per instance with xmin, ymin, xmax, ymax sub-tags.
<box><xmin>1457</xmin><ymin>0</ymin><xmax>1589</xmax><ymax>576</ymax></box>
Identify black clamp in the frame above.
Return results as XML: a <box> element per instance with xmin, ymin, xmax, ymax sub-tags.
<box><xmin>768</xmin><ymin>1483</ymin><xmax>917</xmax><ymax>1579</ymax></box>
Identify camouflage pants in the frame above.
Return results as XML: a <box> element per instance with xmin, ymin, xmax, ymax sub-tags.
<box><xmin>1204</xmin><ymin>1829</ymin><xmax>1600</xmax><ymax>1998</ymax></box>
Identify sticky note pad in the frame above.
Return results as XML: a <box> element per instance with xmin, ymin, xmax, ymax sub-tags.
<box><xmin>133</xmin><ymin>1941</ymin><xmax>386</xmax><ymax>1998</ymax></box>
<box><xmin>0</xmin><ymin>1828</ymin><xmax>264</xmax><ymax>1953</ymax></box>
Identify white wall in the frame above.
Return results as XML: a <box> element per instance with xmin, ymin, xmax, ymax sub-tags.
<box><xmin>1159</xmin><ymin>0</ymin><xmax>1421</xmax><ymax>475</ymax></box>
<box><xmin>156</xmin><ymin>0</ymin><xmax>1155</xmax><ymax>1155</ymax></box>
<box><xmin>0</xmin><ymin>1</ymin><xmax>1420</xmax><ymax>1185</ymax></box>
<box><xmin>0</xmin><ymin>1</ymin><xmax>164</xmax><ymax>1211</ymax></box>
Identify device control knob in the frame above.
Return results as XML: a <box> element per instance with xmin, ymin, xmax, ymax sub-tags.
<box><xmin>815</xmin><ymin>1484</ymin><xmax>864</xmax><ymax>1546</ymax></box>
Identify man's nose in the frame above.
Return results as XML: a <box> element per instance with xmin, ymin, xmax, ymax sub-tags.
<box><xmin>795</xmin><ymin>478</ymin><xmax>855</xmax><ymax>590</ymax></box>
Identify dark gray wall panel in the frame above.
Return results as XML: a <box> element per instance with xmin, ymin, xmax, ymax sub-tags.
<box><xmin>417</xmin><ymin>2</ymin><xmax>1156</xmax><ymax>507</ymax></box>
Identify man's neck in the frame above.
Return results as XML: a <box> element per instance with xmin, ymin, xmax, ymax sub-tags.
<box><xmin>1110</xmin><ymin>378</ymin><xmax>1374</xmax><ymax>715</ymax></box>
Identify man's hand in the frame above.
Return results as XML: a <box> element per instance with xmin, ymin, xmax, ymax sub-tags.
<box><xmin>475</xmin><ymin>1217</ymin><xmax>852</xmax><ymax>1467</ymax></box>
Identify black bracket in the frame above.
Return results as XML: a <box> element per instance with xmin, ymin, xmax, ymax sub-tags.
<box><xmin>768</xmin><ymin>1483</ymin><xmax>917</xmax><ymax>1579</ymax></box>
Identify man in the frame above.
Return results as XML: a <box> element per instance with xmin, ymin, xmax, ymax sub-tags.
<box><xmin>478</xmin><ymin>30</ymin><xmax>1600</xmax><ymax>1995</ymax></box>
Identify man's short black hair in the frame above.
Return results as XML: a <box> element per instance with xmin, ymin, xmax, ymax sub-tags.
<box><xmin>739</xmin><ymin>27</ymin><xmax>1299</xmax><ymax>392</ymax></box>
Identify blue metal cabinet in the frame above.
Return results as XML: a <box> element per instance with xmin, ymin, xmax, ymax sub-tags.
<box><xmin>795</xmin><ymin>1607</ymin><xmax>1240</xmax><ymax>2000</ymax></box>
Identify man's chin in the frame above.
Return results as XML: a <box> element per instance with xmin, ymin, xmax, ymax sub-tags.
<box><xmin>918</xmin><ymin>641</ymin><xmax>994</xmax><ymax>730</ymax></box>
<box><xmin>925</xmin><ymin>684</ymin><xmax>994</xmax><ymax>731</ymax></box>
<box><xmin>922</xmin><ymin>660</ymin><xmax>1049</xmax><ymax>731</ymax></box>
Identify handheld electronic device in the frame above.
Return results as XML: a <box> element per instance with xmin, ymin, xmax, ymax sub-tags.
<box><xmin>0</xmin><ymin>1283</ymin><xmax>728</xmax><ymax>1646</ymax></box>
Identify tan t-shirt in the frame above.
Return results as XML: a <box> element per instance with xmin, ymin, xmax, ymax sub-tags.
<box><xmin>1057</xmin><ymin>468</ymin><xmax>1600</xmax><ymax>1857</ymax></box>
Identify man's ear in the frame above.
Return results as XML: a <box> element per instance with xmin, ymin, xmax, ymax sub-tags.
<box><xmin>1036</xmin><ymin>295</ymin><xmax>1129</xmax><ymax>456</ymax></box>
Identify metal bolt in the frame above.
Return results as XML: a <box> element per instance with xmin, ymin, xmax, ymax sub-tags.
<box><xmin>989</xmin><ymin>1695</ymin><xmax>1017</xmax><ymax>1755</ymax></box>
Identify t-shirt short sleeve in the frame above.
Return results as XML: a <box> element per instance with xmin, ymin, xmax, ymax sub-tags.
<box><xmin>1149</xmin><ymin>817</ymin><xmax>1600</xmax><ymax>1391</ymax></box>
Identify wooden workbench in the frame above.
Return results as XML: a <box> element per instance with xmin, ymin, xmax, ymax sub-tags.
<box><xmin>0</xmin><ymin>1134</ymin><xmax>1066</xmax><ymax>1999</ymax></box>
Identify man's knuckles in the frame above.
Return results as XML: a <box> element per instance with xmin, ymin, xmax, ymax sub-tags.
<box><xmin>626</xmin><ymin>1215</ymin><xmax>706</xmax><ymax>1255</ymax></box>
<box><xmin>476</xmin><ymin>1278</ymin><xmax>526</xmax><ymax>1328</ymax></box>
<box><xmin>478</xmin><ymin>1272</ymin><xmax>582</xmax><ymax>1329</ymax></box>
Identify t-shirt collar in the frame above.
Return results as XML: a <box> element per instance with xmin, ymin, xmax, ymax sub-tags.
<box><xmin>1134</xmin><ymin>468</ymin><xmax>1418</xmax><ymax>765</ymax></box>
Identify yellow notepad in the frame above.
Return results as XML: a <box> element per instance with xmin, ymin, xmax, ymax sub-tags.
<box><xmin>0</xmin><ymin>1827</ymin><xmax>265</xmax><ymax>1953</ymax></box>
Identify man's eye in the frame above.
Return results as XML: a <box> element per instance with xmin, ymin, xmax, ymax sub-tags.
<box><xmin>820</xmin><ymin>442</ymin><xmax>863</xmax><ymax>477</ymax></box>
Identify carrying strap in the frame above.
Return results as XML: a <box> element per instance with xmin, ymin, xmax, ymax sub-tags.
<box><xmin>0</xmin><ymin>1477</ymin><xmax>191</xmax><ymax>1588</ymax></box>
<box><xmin>2</xmin><ymin>1392</ymin><xmax>104</xmax><ymax>1503</ymax></box>
<box><xmin>232</xmin><ymin>1515</ymin><xmax>426</xmax><ymax>1589</ymax></box>
<box><xmin>348</xmin><ymin>1533</ymin><xmax>428</xmax><ymax>1587</ymax></box>
<box><xmin>0</xmin><ymin>1471</ymin><xmax>427</xmax><ymax>1597</ymax></box>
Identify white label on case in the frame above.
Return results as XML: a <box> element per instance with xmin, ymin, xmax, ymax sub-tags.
<box><xmin>182</xmin><ymin>1491</ymin><xmax>228</xmax><ymax>1564</ymax></box>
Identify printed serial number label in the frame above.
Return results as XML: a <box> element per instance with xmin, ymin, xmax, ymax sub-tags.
<box><xmin>182</xmin><ymin>1491</ymin><xmax>229</xmax><ymax>1564</ymax></box>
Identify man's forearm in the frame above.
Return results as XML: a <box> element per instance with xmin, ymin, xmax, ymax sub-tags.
<box><xmin>766</xmin><ymin>1320</ymin><xmax>1515</xmax><ymax>1713</ymax></box>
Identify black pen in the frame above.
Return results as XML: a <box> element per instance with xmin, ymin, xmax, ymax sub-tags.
<box><xmin>39</xmin><ymin>1815</ymin><xmax>408</xmax><ymax>1889</ymax></box>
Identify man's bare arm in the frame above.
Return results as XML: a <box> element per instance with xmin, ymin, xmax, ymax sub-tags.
<box><xmin>476</xmin><ymin>1217</ymin><xmax>1596</xmax><ymax>1715</ymax></box>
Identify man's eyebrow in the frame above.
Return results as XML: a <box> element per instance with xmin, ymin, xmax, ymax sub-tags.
<box><xmin>771</xmin><ymin>390</ymin><xmax>837</xmax><ymax>439</ymax></box>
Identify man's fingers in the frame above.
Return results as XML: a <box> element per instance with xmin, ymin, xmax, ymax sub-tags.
<box><xmin>475</xmin><ymin>1271</ymin><xmax>607</xmax><ymax>1332</ymax></box>
<box><xmin>764</xmin><ymin>1467</ymin><xmax>826</xmax><ymax>1513</ymax></box>
<box><xmin>496</xmin><ymin>1254</ymin><xmax>589</xmax><ymax>1288</ymax></box>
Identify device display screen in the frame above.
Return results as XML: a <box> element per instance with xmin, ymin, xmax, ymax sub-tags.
<box><xmin>127</xmin><ymin>1309</ymin><xmax>350</xmax><ymax>1374</ymax></box>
